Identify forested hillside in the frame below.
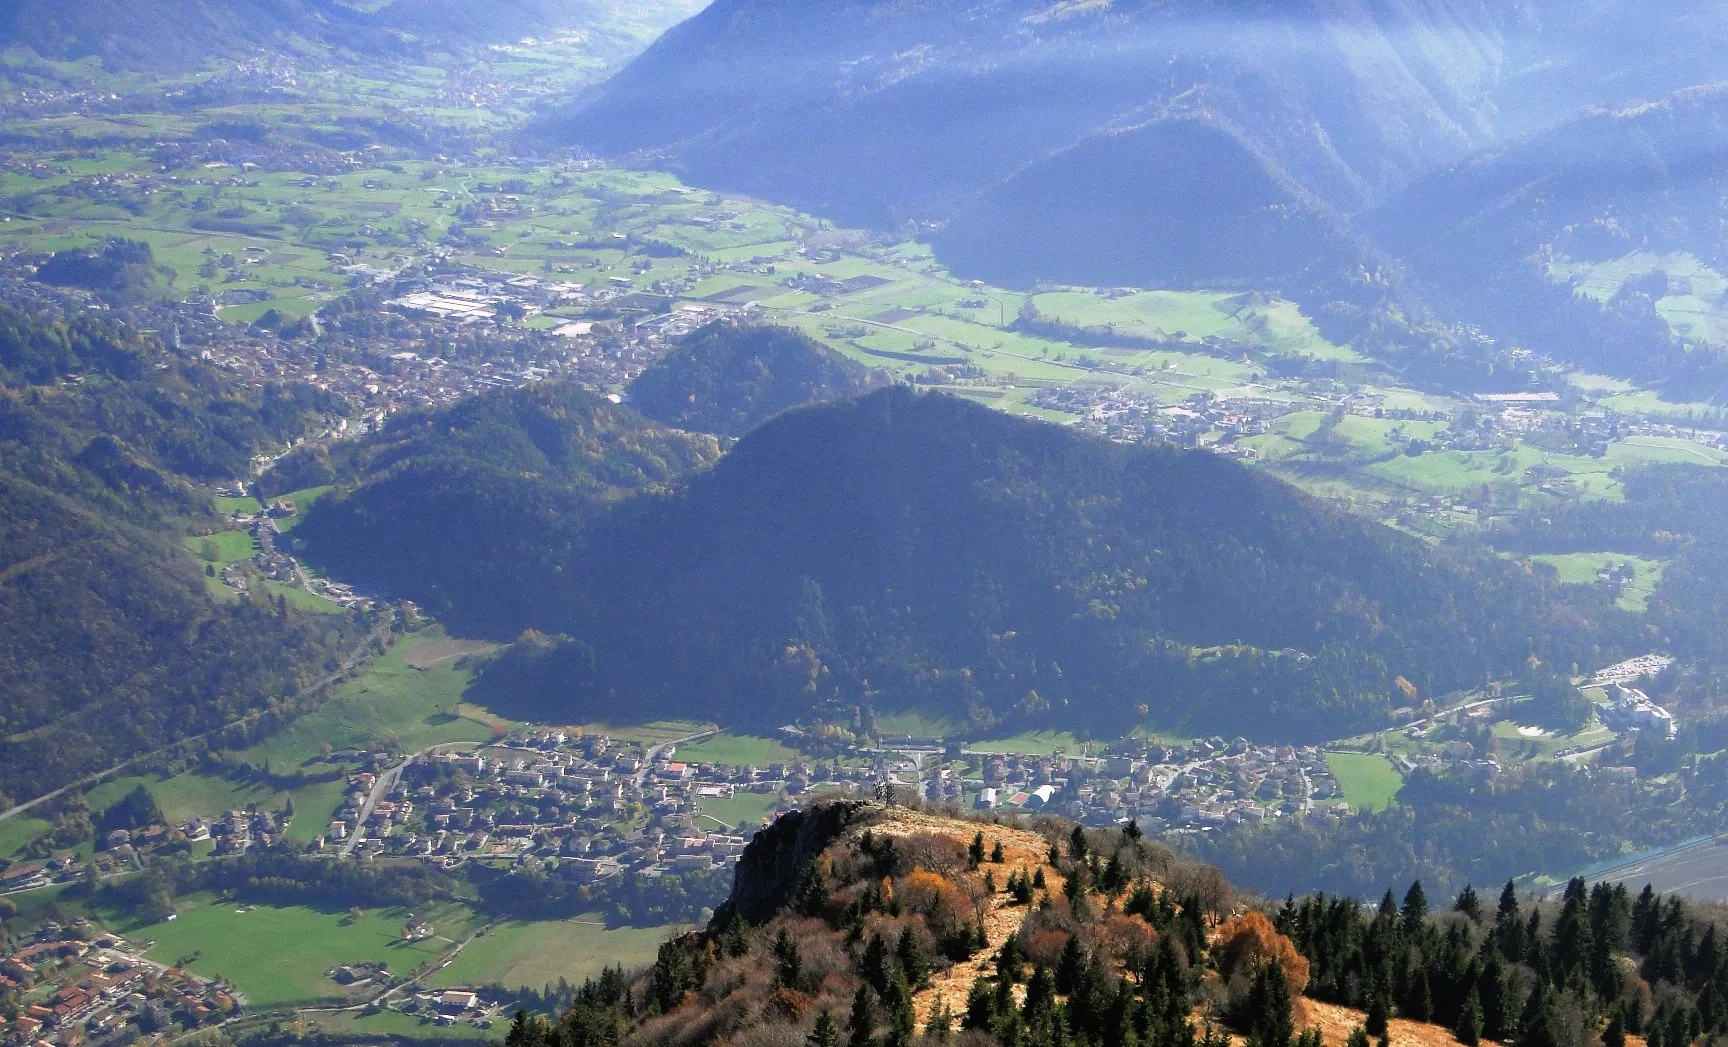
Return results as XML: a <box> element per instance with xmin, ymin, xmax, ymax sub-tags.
<box><xmin>302</xmin><ymin>385</ymin><xmax>1626</xmax><ymax>742</ymax></box>
<box><xmin>526</xmin><ymin>800</ymin><xmax>1728</xmax><ymax>1047</ymax></box>
<box><xmin>1371</xmin><ymin>85</ymin><xmax>1728</xmax><ymax>390</ymax></box>
<box><xmin>285</xmin><ymin>382</ymin><xmax>721</xmax><ymax>629</ymax></box>
<box><xmin>627</xmin><ymin>321</ymin><xmax>885</xmax><ymax>437</ymax></box>
<box><xmin>0</xmin><ymin>302</ymin><xmax>357</xmax><ymax>802</ymax></box>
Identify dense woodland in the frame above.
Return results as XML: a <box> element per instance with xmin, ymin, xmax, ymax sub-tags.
<box><xmin>627</xmin><ymin>321</ymin><xmax>885</xmax><ymax>437</ymax></box>
<box><xmin>516</xmin><ymin>800</ymin><xmax>1728</xmax><ymax>1047</ymax></box>
<box><xmin>436</xmin><ymin>387</ymin><xmax>1623</xmax><ymax>741</ymax></box>
<box><xmin>287</xmin><ymin>382</ymin><xmax>719</xmax><ymax>628</ymax></box>
<box><xmin>0</xmin><ymin>301</ymin><xmax>358</xmax><ymax>802</ymax></box>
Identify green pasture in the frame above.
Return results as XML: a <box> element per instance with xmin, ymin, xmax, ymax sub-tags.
<box><xmin>693</xmin><ymin>790</ymin><xmax>783</xmax><ymax>832</ymax></box>
<box><xmin>127</xmin><ymin>895</ymin><xmax>468</xmax><ymax>1007</ymax></box>
<box><xmin>671</xmin><ymin>733</ymin><xmax>796</xmax><ymax>767</ymax></box>
<box><xmin>968</xmin><ymin>731</ymin><xmax>1087</xmax><ymax>756</ymax></box>
<box><xmin>427</xmin><ymin>918</ymin><xmax>676</xmax><ymax>990</ymax></box>
<box><xmin>240</xmin><ymin>629</ymin><xmax>501</xmax><ymax>768</ymax></box>
<box><xmin>1524</xmin><ymin>552</ymin><xmax>1669</xmax><ymax>612</ymax></box>
<box><xmin>214</xmin><ymin>495</ymin><xmax>261</xmax><ymax>515</ymax></box>
<box><xmin>0</xmin><ymin>814</ymin><xmax>53</xmax><ymax>859</ymax></box>
<box><xmin>1488</xmin><ymin>712</ymin><xmax>1615</xmax><ymax>761</ymax></box>
<box><xmin>574</xmin><ymin>720</ymin><xmax>715</xmax><ymax>745</ymax></box>
<box><xmin>308</xmin><ymin>1008</ymin><xmax>489</xmax><ymax>1041</ymax></box>
<box><xmin>1322</xmin><ymin>752</ymin><xmax>1405</xmax><ymax>812</ymax></box>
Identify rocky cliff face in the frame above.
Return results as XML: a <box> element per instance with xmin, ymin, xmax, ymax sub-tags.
<box><xmin>712</xmin><ymin>798</ymin><xmax>876</xmax><ymax>926</ymax></box>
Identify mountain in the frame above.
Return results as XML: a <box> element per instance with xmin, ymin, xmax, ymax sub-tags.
<box><xmin>626</xmin><ymin>321</ymin><xmax>887</xmax><ymax>438</ymax></box>
<box><xmin>548</xmin><ymin>0</ymin><xmax>1728</xmax><ymax>280</ymax></box>
<box><xmin>302</xmin><ymin>386</ymin><xmax>1619</xmax><ymax>742</ymax></box>
<box><xmin>514</xmin><ymin>799</ymin><xmax>1728</xmax><ymax>1047</ymax></box>
<box><xmin>283</xmin><ymin>382</ymin><xmax>722</xmax><ymax>629</ymax></box>
<box><xmin>1371</xmin><ymin>84</ymin><xmax>1728</xmax><ymax>387</ymax></box>
<box><xmin>0</xmin><ymin>303</ymin><xmax>357</xmax><ymax>803</ymax></box>
<box><xmin>0</xmin><ymin>0</ymin><xmax>696</xmax><ymax>71</ymax></box>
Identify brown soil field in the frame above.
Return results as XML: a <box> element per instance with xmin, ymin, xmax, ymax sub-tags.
<box><xmin>402</xmin><ymin>636</ymin><xmax>497</xmax><ymax>668</ymax></box>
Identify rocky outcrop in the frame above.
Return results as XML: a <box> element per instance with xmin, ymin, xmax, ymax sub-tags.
<box><xmin>712</xmin><ymin>798</ymin><xmax>876</xmax><ymax>926</ymax></box>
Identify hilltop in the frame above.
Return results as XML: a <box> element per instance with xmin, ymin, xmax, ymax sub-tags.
<box><xmin>299</xmin><ymin>385</ymin><xmax>1622</xmax><ymax>742</ymax></box>
<box><xmin>627</xmin><ymin>321</ymin><xmax>887</xmax><ymax>438</ymax></box>
<box><xmin>510</xmin><ymin>799</ymin><xmax>1728</xmax><ymax>1047</ymax></box>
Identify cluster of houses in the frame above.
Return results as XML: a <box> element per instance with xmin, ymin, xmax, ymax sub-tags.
<box><xmin>319</xmin><ymin>732</ymin><xmax>916</xmax><ymax>876</ymax></box>
<box><xmin>0</xmin><ymin>926</ymin><xmax>235</xmax><ymax>1047</ymax></box>
<box><xmin>945</xmin><ymin>739</ymin><xmax>1343</xmax><ymax>830</ymax></box>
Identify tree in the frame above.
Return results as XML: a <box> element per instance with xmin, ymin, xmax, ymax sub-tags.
<box><xmin>848</xmin><ymin>983</ymin><xmax>877</xmax><ymax>1047</ymax></box>
<box><xmin>1455</xmin><ymin>884</ymin><xmax>1482</xmax><ymax>921</ymax></box>
<box><xmin>773</xmin><ymin>926</ymin><xmax>803</xmax><ymax>990</ymax></box>
<box><xmin>969</xmin><ymin>832</ymin><xmax>986</xmax><ymax>869</ymax></box>
<box><xmin>990</xmin><ymin>840</ymin><xmax>1005</xmax><ymax>863</ymax></box>
<box><xmin>896</xmin><ymin>926</ymin><xmax>928</xmax><ymax>987</ymax></box>
<box><xmin>809</xmin><ymin>1008</ymin><xmax>839</xmax><ymax>1047</ymax></box>
<box><xmin>1366</xmin><ymin>993</ymin><xmax>1389</xmax><ymax>1037</ymax></box>
<box><xmin>1455</xmin><ymin>984</ymin><xmax>1482</xmax><ymax>1046</ymax></box>
<box><xmin>1243</xmin><ymin>959</ymin><xmax>1295</xmax><ymax>1047</ymax></box>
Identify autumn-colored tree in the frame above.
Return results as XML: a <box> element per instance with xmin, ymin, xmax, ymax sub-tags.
<box><xmin>1216</xmin><ymin>910</ymin><xmax>1310</xmax><ymax>996</ymax></box>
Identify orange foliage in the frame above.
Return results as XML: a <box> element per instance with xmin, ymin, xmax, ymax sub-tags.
<box><xmin>1103</xmin><ymin>912</ymin><xmax>1158</xmax><ymax>964</ymax></box>
<box><xmin>1027</xmin><ymin>930</ymin><xmax>1071</xmax><ymax>966</ymax></box>
<box><xmin>1216</xmin><ymin>911</ymin><xmax>1310</xmax><ymax>995</ymax></box>
<box><xmin>897</xmin><ymin>867</ymin><xmax>973</xmax><ymax>927</ymax></box>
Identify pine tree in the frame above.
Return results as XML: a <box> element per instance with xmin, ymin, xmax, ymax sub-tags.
<box><xmin>1455</xmin><ymin>985</ymin><xmax>1482</xmax><ymax>1046</ymax></box>
<box><xmin>969</xmin><ymin>832</ymin><xmax>986</xmax><ymax>869</ymax></box>
<box><xmin>1366</xmin><ymin>992</ymin><xmax>1390</xmax><ymax>1037</ymax></box>
<box><xmin>773</xmin><ymin>927</ymin><xmax>803</xmax><ymax>990</ymax></box>
<box><xmin>863</xmin><ymin>933</ymin><xmax>893</xmax><ymax>994</ymax></box>
<box><xmin>1604</xmin><ymin>1012</ymin><xmax>1626</xmax><ymax>1047</ymax></box>
<box><xmin>964</xmin><ymin>975</ymin><xmax>996</xmax><ymax>1031</ymax></box>
<box><xmin>884</xmin><ymin>972</ymin><xmax>915</xmax><ymax>1047</ymax></box>
<box><xmin>1245</xmin><ymin>960</ymin><xmax>1295</xmax><ymax>1047</ymax></box>
<box><xmin>1454</xmin><ymin>884</ymin><xmax>1482</xmax><ymax>922</ymax></box>
<box><xmin>925</xmin><ymin>1001</ymin><xmax>953</xmax><ymax>1043</ymax></box>
<box><xmin>896</xmin><ymin>926</ymin><xmax>928</xmax><ymax>988</ymax></box>
<box><xmin>1402</xmin><ymin>881</ymin><xmax>1429</xmax><ymax>934</ymax></box>
<box><xmin>848</xmin><ymin>983</ymin><xmax>877</xmax><ymax>1047</ymax></box>
<box><xmin>991</xmin><ymin>840</ymin><xmax>1006</xmax><ymax>863</ymax></box>
<box><xmin>810</xmin><ymin>1009</ymin><xmax>840</xmax><ymax>1047</ymax></box>
<box><xmin>1347</xmin><ymin>1027</ymin><xmax>1371</xmax><ymax>1047</ymax></box>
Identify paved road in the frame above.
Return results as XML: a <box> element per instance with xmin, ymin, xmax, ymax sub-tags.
<box><xmin>636</xmin><ymin>728</ymin><xmax>720</xmax><ymax>788</ymax></box>
<box><xmin>339</xmin><ymin>740</ymin><xmax>478</xmax><ymax>857</ymax></box>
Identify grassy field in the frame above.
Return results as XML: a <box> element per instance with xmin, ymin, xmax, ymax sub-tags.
<box><xmin>0</xmin><ymin>815</ymin><xmax>52</xmax><ymax>859</ymax></box>
<box><xmin>125</xmin><ymin>895</ymin><xmax>469</xmax><ymax>1008</ymax></box>
<box><xmin>575</xmin><ymin>721</ymin><xmax>715</xmax><ymax>745</ymax></box>
<box><xmin>1323</xmin><ymin>752</ymin><xmax>1405</xmax><ymax>811</ymax></box>
<box><xmin>1525</xmin><ymin>552</ymin><xmax>1669</xmax><ymax>612</ymax></box>
<box><xmin>309</xmin><ymin>1008</ymin><xmax>490</xmax><ymax>1042</ymax></box>
<box><xmin>873</xmin><ymin>711</ymin><xmax>958</xmax><ymax>737</ymax></box>
<box><xmin>694</xmin><ymin>791</ymin><xmax>783</xmax><ymax>832</ymax></box>
<box><xmin>672</xmin><ymin>733</ymin><xmax>797</xmax><ymax>767</ymax></box>
<box><xmin>240</xmin><ymin>629</ymin><xmax>503</xmax><ymax>769</ymax></box>
<box><xmin>1488</xmin><ymin>714</ymin><xmax>1616</xmax><ymax>761</ymax></box>
<box><xmin>968</xmin><ymin>731</ymin><xmax>1087</xmax><ymax>756</ymax></box>
<box><xmin>82</xmin><ymin>772</ymin><xmax>350</xmax><ymax>847</ymax></box>
<box><xmin>426</xmin><ymin>918</ymin><xmax>678</xmax><ymax>990</ymax></box>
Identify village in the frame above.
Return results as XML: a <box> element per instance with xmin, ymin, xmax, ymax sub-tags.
<box><xmin>0</xmin><ymin>923</ymin><xmax>238</xmax><ymax>1047</ymax></box>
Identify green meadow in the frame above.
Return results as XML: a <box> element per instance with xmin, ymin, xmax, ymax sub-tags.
<box><xmin>1322</xmin><ymin>752</ymin><xmax>1405</xmax><ymax>812</ymax></box>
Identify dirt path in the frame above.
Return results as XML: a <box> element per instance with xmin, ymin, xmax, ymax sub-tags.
<box><xmin>856</xmin><ymin>810</ymin><xmax>1064</xmax><ymax>1026</ymax></box>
